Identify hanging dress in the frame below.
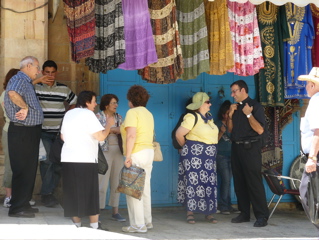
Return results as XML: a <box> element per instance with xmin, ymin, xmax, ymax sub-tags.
<box><xmin>204</xmin><ymin>0</ymin><xmax>234</xmax><ymax>75</ymax></box>
<box><xmin>118</xmin><ymin>0</ymin><xmax>158</xmax><ymax>70</ymax></box>
<box><xmin>284</xmin><ymin>3</ymin><xmax>314</xmax><ymax>99</ymax></box>
<box><xmin>138</xmin><ymin>0</ymin><xmax>183</xmax><ymax>84</ymax></box>
<box><xmin>176</xmin><ymin>0</ymin><xmax>210</xmax><ymax>80</ymax></box>
<box><xmin>63</xmin><ymin>0</ymin><xmax>95</xmax><ymax>62</ymax></box>
<box><xmin>311</xmin><ymin>4</ymin><xmax>319</xmax><ymax>67</ymax></box>
<box><xmin>255</xmin><ymin>3</ymin><xmax>289</xmax><ymax>107</ymax></box>
<box><xmin>85</xmin><ymin>0</ymin><xmax>125</xmax><ymax>73</ymax></box>
<box><xmin>227</xmin><ymin>0</ymin><xmax>264</xmax><ymax>76</ymax></box>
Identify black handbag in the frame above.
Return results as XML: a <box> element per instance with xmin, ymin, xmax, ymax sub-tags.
<box><xmin>98</xmin><ymin>145</ymin><xmax>108</xmax><ymax>175</ymax></box>
<box><xmin>49</xmin><ymin>133</ymin><xmax>64</xmax><ymax>164</ymax></box>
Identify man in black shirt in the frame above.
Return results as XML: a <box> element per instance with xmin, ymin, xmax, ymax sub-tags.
<box><xmin>227</xmin><ymin>80</ymin><xmax>269</xmax><ymax>227</ymax></box>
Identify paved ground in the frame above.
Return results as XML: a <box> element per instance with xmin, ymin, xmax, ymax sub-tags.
<box><xmin>0</xmin><ymin>199</ymin><xmax>318</xmax><ymax>240</ymax></box>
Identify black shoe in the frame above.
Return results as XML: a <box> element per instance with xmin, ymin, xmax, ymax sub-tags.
<box><xmin>25</xmin><ymin>207</ymin><xmax>39</xmax><ymax>213</ymax></box>
<box><xmin>98</xmin><ymin>222</ymin><xmax>109</xmax><ymax>231</ymax></box>
<box><xmin>254</xmin><ymin>218</ymin><xmax>268</xmax><ymax>227</ymax></box>
<box><xmin>231</xmin><ymin>214</ymin><xmax>250</xmax><ymax>223</ymax></box>
<box><xmin>41</xmin><ymin>194</ymin><xmax>58</xmax><ymax>207</ymax></box>
<box><xmin>8</xmin><ymin>211</ymin><xmax>35</xmax><ymax>218</ymax></box>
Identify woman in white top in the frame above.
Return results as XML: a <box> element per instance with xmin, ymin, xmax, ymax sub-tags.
<box><xmin>61</xmin><ymin>91</ymin><xmax>114</xmax><ymax>230</ymax></box>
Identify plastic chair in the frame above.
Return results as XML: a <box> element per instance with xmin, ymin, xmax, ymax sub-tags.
<box><xmin>262</xmin><ymin>169</ymin><xmax>301</xmax><ymax>219</ymax></box>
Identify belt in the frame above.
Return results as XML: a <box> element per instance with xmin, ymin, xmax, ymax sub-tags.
<box><xmin>12</xmin><ymin>122</ymin><xmax>37</xmax><ymax>127</ymax></box>
<box><xmin>234</xmin><ymin>139</ymin><xmax>259</xmax><ymax>144</ymax></box>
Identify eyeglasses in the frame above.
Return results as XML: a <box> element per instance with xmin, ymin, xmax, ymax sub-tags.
<box><xmin>110</xmin><ymin>102</ymin><xmax>118</xmax><ymax>105</ymax></box>
<box><xmin>204</xmin><ymin>100</ymin><xmax>211</xmax><ymax>104</ymax></box>
<box><xmin>231</xmin><ymin>88</ymin><xmax>241</xmax><ymax>94</ymax></box>
<box><xmin>31</xmin><ymin>63</ymin><xmax>40</xmax><ymax>71</ymax></box>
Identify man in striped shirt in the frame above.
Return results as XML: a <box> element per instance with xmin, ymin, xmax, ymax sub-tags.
<box><xmin>34</xmin><ymin>60</ymin><xmax>77</xmax><ymax>207</ymax></box>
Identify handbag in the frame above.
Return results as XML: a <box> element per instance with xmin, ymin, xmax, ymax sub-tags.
<box><xmin>153</xmin><ymin>141</ymin><xmax>163</xmax><ymax>162</ymax></box>
<box><xmin>98</xmin><ymin>145</ymin><xmax>108</xmax><ymax>175</ymax></box>
<box><xmin>116</xmin><ymin>113</ymin><xmax>124</xmax><ymax>155</ymax></box>
<box><xmin>116</xmin><ymin>166</ymin><xmax>146</xmax><ymax>200</ymax></box>
<box><xmin>49</xmin><ymin>133</ymin><xmax>64</xmax><ymax>164</ymax></box>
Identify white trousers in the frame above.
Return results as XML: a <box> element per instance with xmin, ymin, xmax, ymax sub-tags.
<box><xmin>126</xmin><ymin>148</ymin><xmax>154</xmax><ymax>226</ymax></box>
<box><xmin>98</xmin><ymin>145</ymin><xmax>124</xmax><ymax>209</ymax></box>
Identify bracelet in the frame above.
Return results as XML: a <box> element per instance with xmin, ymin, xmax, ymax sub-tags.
<box><xmin>309</xmin><ymin>156</ymin><xmax>317</xmax><ymax>161</ymax></box>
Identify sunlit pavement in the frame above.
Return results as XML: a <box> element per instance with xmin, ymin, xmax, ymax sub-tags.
<box><xmin>0</xmin><ymin>201</ymin><xmax>319</xmax><ymax>240</ymax></box>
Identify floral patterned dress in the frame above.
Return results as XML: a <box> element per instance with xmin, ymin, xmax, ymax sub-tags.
<box><xmin>177</xmin><ymin>140</ymin><xmax>218</xmax><ymax>215</ymax></box>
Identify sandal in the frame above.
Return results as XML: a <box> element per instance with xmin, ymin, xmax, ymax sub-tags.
<box><xmin>205</xmin><ymin>215</ymin><xmax>218</xmax><ymax>224</ymax></box>
<box><xmin>186</xmin><ymin>214</ymin><xmax>195</xmax><ymax>224</ymax></box>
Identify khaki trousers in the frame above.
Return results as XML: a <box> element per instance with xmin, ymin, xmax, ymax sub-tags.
<box><xmin>126</xmin><ymin>148</ymin><xmax>154</xmax><ymax>226</ymax></box>
<box><xmin>98</xmin><ymin>145</ymin><xmax>124</xmax><ymax>209</ymax></box>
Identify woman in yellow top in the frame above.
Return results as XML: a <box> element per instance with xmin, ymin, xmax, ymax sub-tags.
<box><xmin>176</xmin><ymin>92</ymin><xmax>219</xmax><ymax>224</ymax></box>
<box><xmin>120</xmin><ymin>85</ymin><xmax>154</xmax><ymax>233</ymax></box>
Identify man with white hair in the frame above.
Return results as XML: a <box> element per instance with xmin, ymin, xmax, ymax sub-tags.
<box><xmin>298</xmin><ymin>68</ymin><xmax>319</xmax><ymax>231</ymax></box>
<box><xmin>4</xmin><ymin>56</ymin><xmax>48</xmax><ymax>218</ymax></box>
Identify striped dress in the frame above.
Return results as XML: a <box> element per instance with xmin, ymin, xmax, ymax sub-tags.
<box><xmin>176</xmin><ymin>0</ymin><xmax>210</xmax><ymax>80</ymax></box>
<box><xmin>85</xmin><ymin>0</ymin><xmax>125</xmax><ymax>73</ymax></box>
<box><xmin>63</xmin><ymin>0</ymin><xmax>95</xmax><ymax>62</ymax></box>
<box><xmin>138</xmin><ymin>0</ymin><xmax>183</xmax><ymax>84</ymax></box>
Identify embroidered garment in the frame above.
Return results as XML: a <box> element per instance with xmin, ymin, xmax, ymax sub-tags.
<box><xmin>284</xmin><ymin>3</ymin><xmax>314</xmax><ymax>99</ymax></box>
<box><xmin>177</xmin><ymin>140</ymin><xmax>218</xmax><ymax>215</ymax></box>
<box><xmin>204</xmin><ymin>0</ymin><xmax>234</xmax><ymax>75</ymax></box>
<box><xmin>63</xmin><ymin>0</ymin><xmax>95</xmax><ymax>62</ymax></box>
<box><xmin>255</xmin><ymin>3</ymin><xmax>289</xmax><ymax>107</ymax></box>
<box><xmin>176</xmin><ymin>0</ymin><xmax>210</xmax><ymax>80</ymax></box>
<box><xmin>118</xmin><ymin>0</ymin><xmax>158</xmax><ymax>70</ymax></box>
<box><xmin>138</xmin><ymin>0</ymin><xmax>183</xmax><ymax>84</ymax></box>
<box><xmin>85</xmin><ymin>0</ymin><xmax>125</xmax><ymax>73</ymax></box>
<box><xmin>227</xmin><ymin>0</ymin><xmax>264</xmax><ymax>76</ymax></box>
<box><xmin>311</xmin><ymin>4</ymin><xmax>319</xmax><ymax>67</ymax></box>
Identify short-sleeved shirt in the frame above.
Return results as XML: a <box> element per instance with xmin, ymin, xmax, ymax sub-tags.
<box><xmin>0</xmin><ymin>91</ymin><xmax>10</xmax><ymax>132</ymax></box>
<box><xmin>61</xmin><ymin>108</ymin><xmax>104</xmax><ymax>163</ymax></box>
<box><xmin>35</xmin><ymin>81</ymin><xmax>77</xmax><ymax>132</ymax></box>
<box><xmin>300</xmin><ymin>92</ymin><xmax>319</xmax><ymax>154</ymax></box>
<box><xmin>231</xmin><ymin>97</ymin><xmax>265</xmax><ymax>142</ymax></box>
<box><xmin>4</xmin><ymin>71</ymin><xmax>43</xmax><ymax>126</ymax></box>
<box><xmin>120</xmin><ymin>106</ymin><xmax>154</xmax><ymax>155</ymax></box>
<box><xmin>182</xmin><ymin>112</ymin><xmax>219</xmax><ymax>144</ymax></box>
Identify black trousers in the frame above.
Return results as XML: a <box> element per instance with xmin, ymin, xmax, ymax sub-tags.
<box><xmin>8</xmin><ymin>123</ymin><xmax>41</xmax><ymax>214</ymax></box>
<box><xmin>231</xmin><ymin>140</ymin><xmax>269</xmax><ymax>219</ymax></box>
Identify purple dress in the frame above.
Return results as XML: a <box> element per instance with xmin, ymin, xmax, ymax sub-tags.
<box><xmin>118</xmin><ymin>0</ymin><xmax>158</xmax><ymax>70</ymax></box>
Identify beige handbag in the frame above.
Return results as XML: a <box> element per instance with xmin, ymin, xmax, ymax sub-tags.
<box><xmin>153</xmin><ymin>141</ymin><xmax>163</xmax><ymax>162</ymax></box>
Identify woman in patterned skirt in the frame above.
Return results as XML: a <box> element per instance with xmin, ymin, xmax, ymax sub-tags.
<box><xmin>176</xmin><ymin>92</ymin><xmax>219</xmax><ymax>224</ymax></box>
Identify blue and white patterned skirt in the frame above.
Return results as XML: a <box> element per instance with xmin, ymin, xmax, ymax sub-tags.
<box><xmin>177</xmin><ymin>140</ymin><xmax>218</xmax><ymax>215</ymax></box>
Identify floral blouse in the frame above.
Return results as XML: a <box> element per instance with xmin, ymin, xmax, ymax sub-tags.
<box><xmin>96</xmin><ymin>111</ymin><xmax>122</xmax><ymax>151</ymax></box>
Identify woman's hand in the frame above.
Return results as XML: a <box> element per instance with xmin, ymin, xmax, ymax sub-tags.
<box><xmin>124</xmin><ymin>156</ymin><xmax>132</xmax><ymax>168</ymax></box>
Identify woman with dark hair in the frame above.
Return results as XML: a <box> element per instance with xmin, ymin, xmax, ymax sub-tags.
<box><xmin>60</xmin><ymin>91</ymin><xmax>114</xmax><ymax>230</ymax></box>
<box><xmin>216</xmin><ymin>100</ymin><xmax>239</xmax><ymax>215</ymax></box>
<box><xmin>120</xmin><ymin>85</ymin><xmax>154</xmax><ymax>233</ymax></box>
<box><xmin>175</xmin><ymin>92</ymin><xmax>219</xmax><ymax>224</ymax></box>
<box><xmin>96</xmin><ymin>94</ymin><xmax>126</xmax><ymax>222</ymax></box>
<box><xmin>1</xmin><ymin>69</ymin><xmax>19</xmax><ymax>208</ymax></box>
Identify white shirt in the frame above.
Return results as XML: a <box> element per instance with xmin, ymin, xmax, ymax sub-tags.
<box><xmin>61</xmin><ymin>108</ymin><xmax>104</xmax><ymax>163</ymax></box>
<box><xmin>300</xmin><ymin>92</ymin><xmax>319</xmax><ymax>154</ymax></box>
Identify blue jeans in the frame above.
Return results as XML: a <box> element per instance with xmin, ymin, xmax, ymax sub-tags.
<box><xmin>40</xmin><ymin>132</ymin><xmax>61</xmax><ymax>195</ymax></box>
<box><xmin>217</xmin><ymin>154</ymin><xmax>232</xmax><ymax>211</ymax></box>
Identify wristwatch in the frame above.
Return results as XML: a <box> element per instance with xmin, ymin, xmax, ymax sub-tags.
<box><xmin>246</xmin><ymin>113</ymin><xmax>252</xmax><ymax>118</ymax></box>
<box><xmin>309</xmin><ymin>156</ymin><xmax>317</xmax><ymax>161</ymax></box>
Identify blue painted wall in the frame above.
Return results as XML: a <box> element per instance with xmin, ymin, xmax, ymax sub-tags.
<box><xmin>100</xmin><ymin>69</ymin><xmax>301</xmax><ymax>207</ymax></box>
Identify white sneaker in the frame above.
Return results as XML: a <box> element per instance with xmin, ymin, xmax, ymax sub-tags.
<box><xmin>122</xmin><ymin>225</ymin><xmax>147</xmax><ymax>233</ymax></box>
<box><xmin>146</xmin><ymin>223</ymin><xmax>153</xmax><ymax>229</ymax></box>
<box><xmin>29</xmin><ymin>199</ymin><xmax>36</xmax><ymax>206</ymax></box>
<box><xmin>3</xmin><ymin>197</ymin><xmax>11</xmax><ymax>208</ymax></box>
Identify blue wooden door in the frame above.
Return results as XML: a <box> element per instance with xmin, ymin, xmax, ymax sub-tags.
<box><xmin>100</xmin><ymin>69</ymin><xmax>301</xmax><ymax>207</ymax></box>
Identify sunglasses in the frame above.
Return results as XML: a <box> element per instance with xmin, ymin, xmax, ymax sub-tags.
<box><xmin>205</xmin><ymin>100</ymin><xmax>211</xmax><ymax>104</ymax></box>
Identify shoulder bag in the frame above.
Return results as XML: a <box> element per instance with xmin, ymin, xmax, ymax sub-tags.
<box><xmin>116</xmin><ymin>113</ymin><xmax>124</xmax><ymax>155</ymax></box>
<box><xmin>153</xmin><ymin>132</ymin><xmax>163</xmax><ymax>162</ymax></box>
<box><xmin>98</xmin><ymin>145</ymin><xmax>108</xmax><ymax>175</ymax></box>
<box><xmin>116</xmin><ymin>166</ymin><xmax>145</xmax><ymax>200</ymax></box>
